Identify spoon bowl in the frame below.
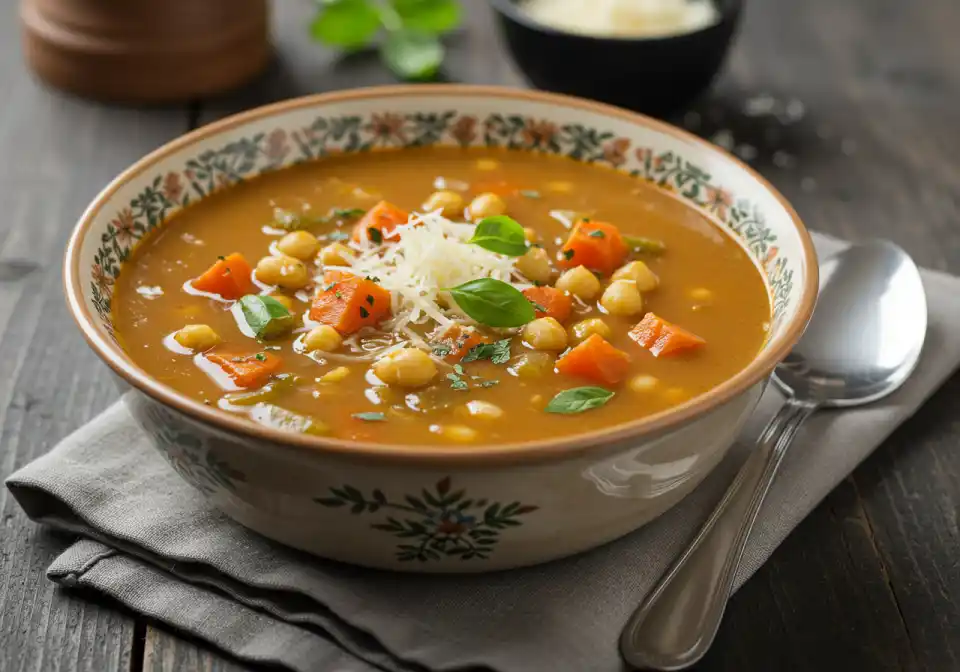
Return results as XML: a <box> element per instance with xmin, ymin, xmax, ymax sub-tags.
<box><xmin>775</xmin><ymin>240</ymin><xmax>927</xmax><ymax>407</ymax></box>
<box><xmin>621</xmin><ymin>239</ymin><xmax>928</xmax><ymax>670</ymax></box>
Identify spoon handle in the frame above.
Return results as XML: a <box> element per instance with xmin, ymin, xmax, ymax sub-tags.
<box><xmin>620</xmin><ymin>396</ymin><xmax>819</xmax><ymax>670</ymax></box>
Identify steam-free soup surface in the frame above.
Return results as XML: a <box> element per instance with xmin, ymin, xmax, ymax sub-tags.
<box><xmin>114</xmin><ymin>148</ymin><xmax>770</xmax><ymax>446</ymax></box>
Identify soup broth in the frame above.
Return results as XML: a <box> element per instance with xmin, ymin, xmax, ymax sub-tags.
<box><xmin>113</xmin><ymin>147</ymin><xmax>770</xmax><ymax>446</ymax></box>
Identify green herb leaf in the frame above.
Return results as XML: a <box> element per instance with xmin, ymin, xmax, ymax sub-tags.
<box><xmin>478</xmin><ymin>380</ymin><xmax>499</xmax><ymax>388</ymax></box>
<box><xmin>238</xmin><ymin>295</ymin><xmax>293</xmax><ymax>340</ymax></box>
<box><xmin>367</xmin><ymin>227</ymin><xmax>384</xmax><ymax>244</ymax></box>
<box><xmin>529</xmin><ymin>300</ymin><xmax>548</xmax><ymax>313</ymax></box>
<box><xmin>254</xmin><ymin>353</ymin><xmax>267</xmax><ymax>362</ymax></box>
<box><xmin>380</xmin><ymin>28</ymin><xmax>444</xmax><ymax>80</ymax></box>
<box><xmin>546</xmin><ymin>387</ymin><xmax>615</xmax><ymax>414</ymax></box>
<box><xmin>467</xmin><ymin>215</ymin><xmax>528</xmax><ymax>256</ymax></box>
<box><xmin>310</xmin><ymin>0</ymin><xmax>383</xmax><ymax>49</ymax></box>
<box><xmin>624</xmin><ymin>235</ymin><xmax>667</xmax><ymax>255</ymax></box>
<box><xmin>432</xmin><ymin>344</ymin><xmax>452</xmax><ymax>357</ymax></box>
<box><xmin>563</xmin><ymin>249</ymin><xmax>575</xmax><ymax>260</ymax></box>
<box><xmin>462</xmin><ymin>338</ymin><xmax>512</xmax><ymax>364</ymax></box>
<box><xmin>392</xmin><ymin>0</ymin><xmax>462</xmax><ymax>33</ymax></box>
<box><xmin>332</xmin><ymin>208</ymin><xmax>367</xmax><ymax>219</ymax></box>
<box><xmin>446</xmin><ymin>372</ymin><xmax>468</xmax><ymax>390</ymax></box>
<box><xmin>352</xmin><ymin>412</ymin><xmax>388</xmax><ymax>422</ymax></box>
<box><xmin>519</xmin><ymin>190</ymin><xmax>541</xmax><ymax>199</ymax></box>
<box><xmin>446</xmin><ymin>278</ymin><xmax>536</xmax><ymax>328</ymax></box>
<box><xmin>588</xmin><ymin>229</ymin><xmax>605</xmax><ymax>238</ymax></box>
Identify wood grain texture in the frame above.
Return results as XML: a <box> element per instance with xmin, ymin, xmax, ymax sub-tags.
<box><xmin>1</xmin><ymin>0</ymin><xmax>958</xmax><ymax>670</ymax></box>
<box><xmin>0</xmin><ymin>3</ymin><xmax>191</xmax><ymax>671</ymax></box>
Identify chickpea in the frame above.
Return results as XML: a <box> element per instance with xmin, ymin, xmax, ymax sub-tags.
<box><xmin>270</xmin><ymin>294</ymin><xmax>296</xmax><ymax>312</ymax></box>
<box><xmin>373</xmin><ymin>348</ymin><xmax>438</xmax><ymax>388</ymax></box>
<box><xmin>173</xmin><ymin>324</ymin><xmax>220</xmax><ymax>351</ymax></box>
<box><xmin>276</xmin><ymin>231</ymin><xmax>319</xmax><ymax>260</ymax></box>
<box><xmin>255</xmin><ymin>255</ymin><xmax>309</xmax><ymax>289</ymax></box>
<box><xmin>319</xmin><ymin>242</ymin><xmax>353</xmax><ymax>267</ymax></box>
<box><xmin>523</xmin><ymin>227</ymin><xmax>538</xmax><ymax>243</ymax></box>
<box><xmin>570</xmin><ymin>317</ymin><xmax>612</xmax><ymax>344</ymax></box>
<box><xmin>515</xmin><ymin>247</ymin><xmax>553</xmax><ymax>284</ymax></box>
<box><xmin>690</xmin><ymin>288</ymin><xmax>713</xmax><ymax>303</ymax></box>
<box><xmin>468</xmin><ymin>192</ymin><xmax>507</xmax><ymax>220</ymax></box>
<box><xmin>556</xmin><ymin>265</ymin><xmax>601</xmax><ymax>300</ymax></box>
<box><xmin>464</xmin><ymin>400</ymin><xmax>504</xmax><ymax>420</ymax></box>
<box><xmin>422</xmin><ymin>190</ymin><xmax>464</xmax><ymax>217</ymax></box>
<box><xmin>320</xmin><ymin>366</ymin><xmax>351</xmax><ymax>383</ymax></box>
<box><xmin>600</xmin><ymin>279</ymin><xmax>644</xmax><ymax>316</ymax></box>
<box><xmin>436</xmin><ymin>424</ymin><xmax>479</xmax><ymax>443</ymax></box>
<box><xmin>629</xmin><ymin>374</ymin><xmax>659</xmax><ymax>393</ymax></box>
<box><xmin>302</xmin><ymin>325</ymin><xmax>342</xmax><ymax>353</ymax></box>
<box><xmin>509</xmin><ymin>351</ymin><xmax>554</xmax><ymax>379</ymax></box>
<box><xmin>612</xmin><ymin>261</ymin><xmax>659</xmax><ymax>292</ymax></box>
<box><xmin>522</xmin><ymin>317</ymin><xmax>568</xmax><ymax>351</ymax></box>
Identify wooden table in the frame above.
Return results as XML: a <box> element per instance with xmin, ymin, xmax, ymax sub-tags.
<box><xmin>2</xmin><ymin>1</ymin><xmax>958</xmax><ymax>670</ymax></box>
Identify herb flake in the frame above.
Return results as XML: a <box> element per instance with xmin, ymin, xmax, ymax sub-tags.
<box><xmin>546</xmin><ymin>387</ymin><xmax>615</xmax><ymax>414</ymax></box>
<box><xmin>462</xmin><ymin>338</ymin><xmax>512</xmax><ymax>364</ymax></box>
<box><xmin>352</xmin><ymin>412</ymin><xmax>387</xmax><ymax>422</ymax></box>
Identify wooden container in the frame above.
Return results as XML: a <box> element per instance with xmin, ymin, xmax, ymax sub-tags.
<box><xmin>21</xmin><ymin>0</ymin><xmax>270</xmax><ymax>104</ymax></box>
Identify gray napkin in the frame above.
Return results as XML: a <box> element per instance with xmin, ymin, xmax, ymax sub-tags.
<box><xmin>8</xmin><ymin>233</ymin><xmax>960</xmax><ymax>672</ymax></box>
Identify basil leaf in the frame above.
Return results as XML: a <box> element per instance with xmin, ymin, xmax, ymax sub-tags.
<box><xmin>392</xmin><ymin>0</ymin><xmax>462</xmax><ymax>34</ymax></box>
<box><xmin>352</xmin><ymin>412</ymin><xmax>387</xmax><ymax>422</ymax></box>
<box><xmin>238</xmin><ymin>295</ymin><xmax>293</xmax><ymax>339</ymax></box>
<box><xmin>310</xmin><ymin>0</ymin><xmax>383</xmax><ymax>49</ymax></box>
<box><xmin>546</xmin><ymin>387</ymin><xmax>615</xmax><ymax>414</ymax></box>
<box><xmin>624</xmin><ymin>235</ymin><xmax>666</xmax><ymax>255</ymax></box>
<box><xmin>380</xmin><ymin>29</ymin><xmax>444</xmax><ymax>80</ymax></box>
<box><xmin>468</xmin><ymin>216</ymin><xmax>528</xmax><ymax>257</ymax></box>
<box><xmin>446</xmin><ymin>278</ymin><xmax>535</xmax><ymax>328</ymax></box>
<box><xmin>331</xmin><ymin>208</ymin><xmax>367</xmax><ymax>219</ymax></box>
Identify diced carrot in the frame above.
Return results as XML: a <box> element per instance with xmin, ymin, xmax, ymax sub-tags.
<box><xmin>206</xmin><ymin>351</ymin><xmax>282</xmax><ymax>389</ymax></box>
<box><xmin>432</xmin><ymin>324</ymin><xmax>490</xmax><ymax>362</ymax></box>
<box><xmin>309</xmin><ymin>270</ymin><xmax>391</xmax><ymax>334</ymax></box>
<box><xmin>629</xmin><ymin>312</ymin><xmax>706</xmax><ymax>357</ymax></box>
<box><xmin>555</xmin><ymin>334</ymin><xmax>631</xmax><ymax>386</ymax></box>
<box><xmin>523</xmin><ymin>286</ymin><xmax>572</xmax><ymax>323</ymax></box>
<box><xmin>190</xmin><ymin>253</ymin><xmax>254</xmax><ymax>300</ymax></box>
<box><xmin>352</xmin><ymin>200</ymin><xmax>409</xmax><ymax>243</ymax></box>
<box><xmin>558</xmin><ymin>220</ymin><xmax>628</xmax><ymax>275</ymax></box>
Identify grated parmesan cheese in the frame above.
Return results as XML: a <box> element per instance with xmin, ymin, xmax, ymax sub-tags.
<box><xmin>522</xmin><ymin>0</ymin><xmax>719</xmax><ymax>39</ymax></box>
<box><xmin>322</xmin><ymin>211</ymin><xmax>524</xmax><ymax>337</ymax></box>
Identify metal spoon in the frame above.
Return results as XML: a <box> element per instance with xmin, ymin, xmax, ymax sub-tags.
<box><xmin>620</xmin><ymin>240</ymin><xmax>927</xmax><ymax>671</ymax></box>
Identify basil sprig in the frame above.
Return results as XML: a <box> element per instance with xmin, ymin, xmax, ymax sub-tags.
<box><xmin>446</xmin><ymin>278</ymin><xmax>535</xmax><ymax>328</ymax></box>
<box><xmin>238</xmin><ymin>295</ymin><xmax>293</xmax><ymax>339</ymax></box>
<box><xmin>546</xmin><ymin>387</ymin><xmax>615</xmax><ymax>414</ymax></box>
<box><xmin>468</xmin><ymin>216</ymin><xmax>528</xmax><ymax>257</ymax></box>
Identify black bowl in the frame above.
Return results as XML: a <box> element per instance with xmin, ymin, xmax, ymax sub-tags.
<box><xmin>490</xmin><ymin>0</ymin><xmax>742</xmax><ymax>118</ymax></box>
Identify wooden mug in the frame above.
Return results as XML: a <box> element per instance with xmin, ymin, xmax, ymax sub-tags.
<box><xmin>20</xmin><ymin>0</ymin><xmax>270</xmax><ymax>104</ymax></box>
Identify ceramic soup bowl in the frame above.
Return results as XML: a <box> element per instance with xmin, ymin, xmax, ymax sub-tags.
<box><xmin>64</xmin><ymin>86</ymin><xmax>817</xmax><ymax>572</ymax></box>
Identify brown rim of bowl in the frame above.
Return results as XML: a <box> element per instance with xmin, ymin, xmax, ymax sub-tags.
<box><xmin>64</xmin><ymin>84</ymin><xmax>818</xmax><ymax>468</ymax></box>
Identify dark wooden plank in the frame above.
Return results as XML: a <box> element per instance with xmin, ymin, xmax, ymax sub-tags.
<box><xmin>0</xmin><ymin>3</ymin><xmax>192</xmax><ymax>671</ymax></box>
<box><xmin>143</xmin><ymin>627</ymin><xmax>250</xmax><ymax>672</ymax></box>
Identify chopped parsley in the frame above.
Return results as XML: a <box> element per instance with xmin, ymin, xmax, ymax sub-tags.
<box><xmin>462</xmin><ymin>338</ymin><xmax>512</xmax><ymax>365</ymax></box>
<box><xmin>367</xmin><ymin>227</ymin><xmax>383</xmax><ymax>244</ymax></box>
<box><xmin>365</xmin><ymin>295</ymin><xmax>375</xmax><ymax>306</ymax></box>
<box><xmin>446</xmin><ymin>364</ymin><xmax>469</xmax><ymax>390</ymax></box>
<box><xmin>217</xmin><ymin>255</ymin><xmax>226</xmax><ymax>261</ymax></box>
<box><xmin>529</xmin><ymin>300</ymin><xmax>548</xmax><ymax>313</ymax></box>
<box><xmin>254</xmin><ymin>353</ymin><xmax>267</xmax><ymax>362</ymax></box>
<box><xmin>364</xmin><ymin>275</ymin><xmax>381</xmax><ymax>283</ymax></box>
<box><xmin>588</xmin><ymin>230</ymin><xmax>605</xmax><ymax>238</ymax></box>
<box><xmin>563</xmin><ymin>249</ymin><xmax>575</xmax><ymax>260</ymax></box>
<box><xmin>478</xmin><ymin>380</ymin><xmax>500</xmax><ymax>388</ymax></box>
<box><xmin>359</xmin><ymin>306</ymin><xmax>370</xmax><ymax>318</ymax></box>
<box><xmin>335</xmin><ymin>291</ymin><xmax>343</xmax><ymax>299</ymax></box>
<box><xmin>432</xmin><ymin>344</ymin><xmax>452</xmax><ymax>357</ymax></box>
<box><xmin>352</xmin><ymin>412</ymin><xmax>387</xmax><ymax>422</ymax></box>
<box><xmin>332</xmin><ymin>208</ymin><xmax>366</xmax><ymax>219</ymax></box>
